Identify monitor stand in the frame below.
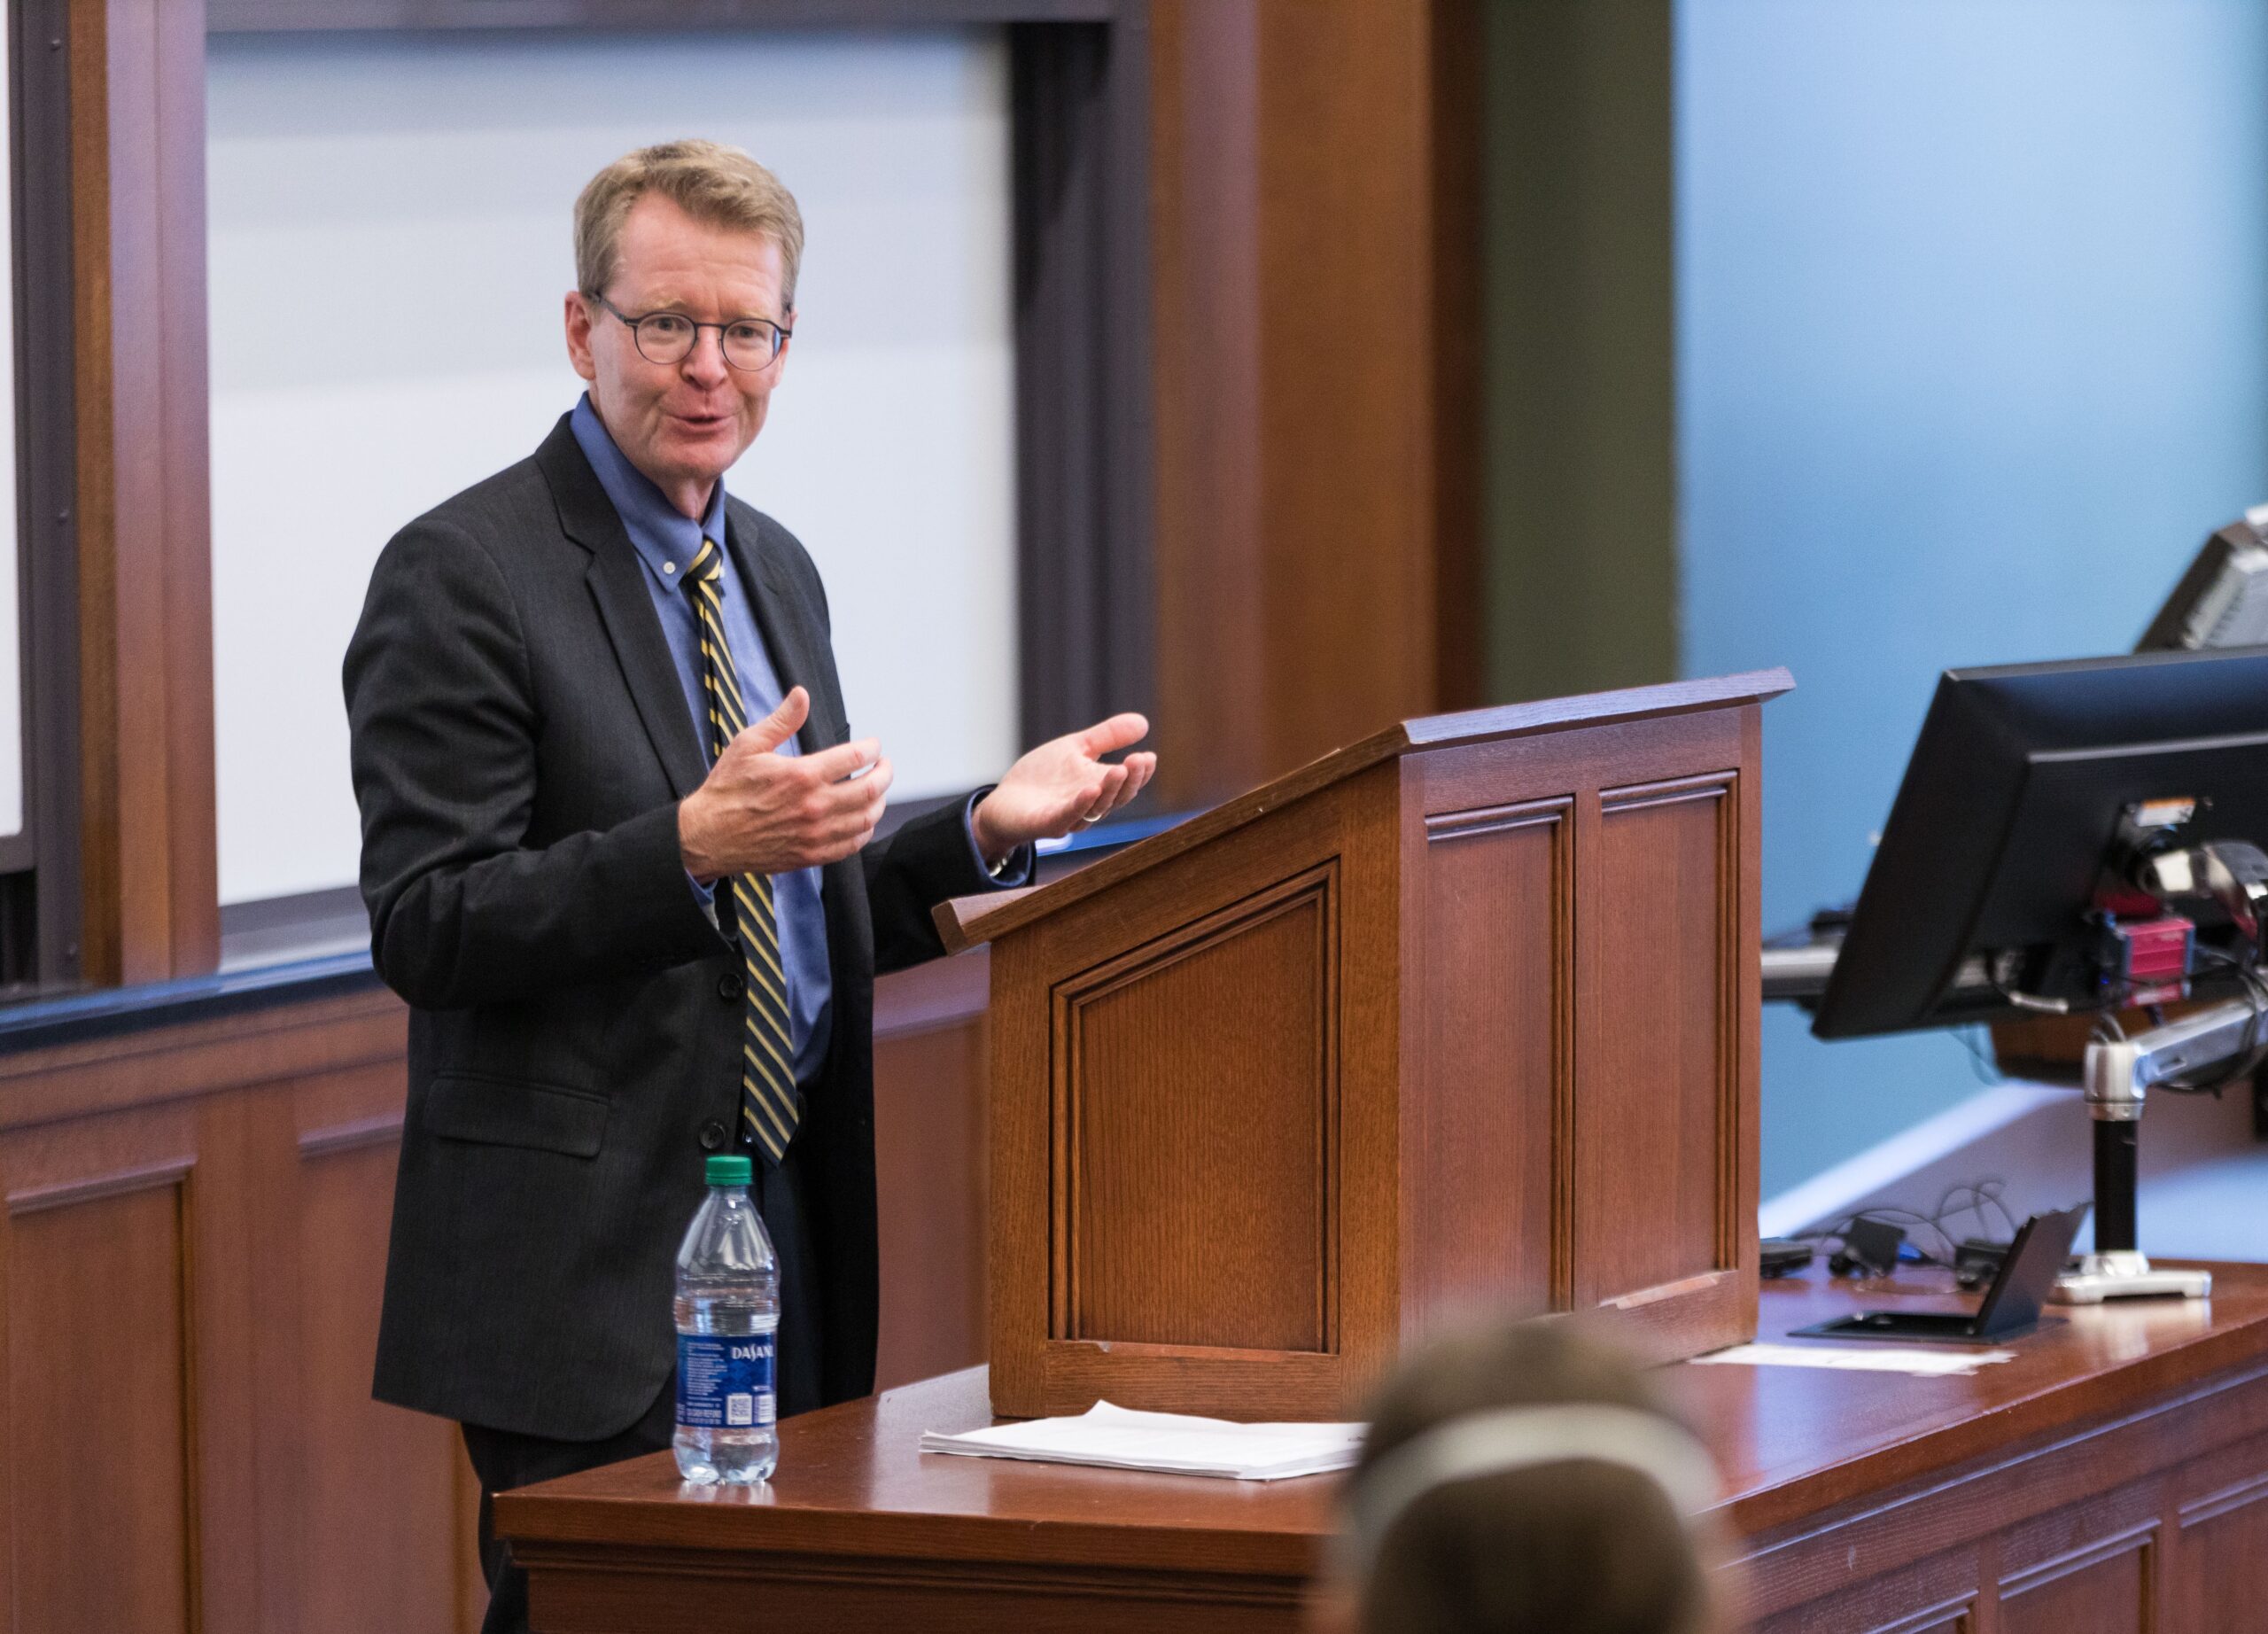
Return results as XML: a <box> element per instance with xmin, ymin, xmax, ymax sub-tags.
<box><xmin>2050</xmin><ymin>1089</ymin><xmax>2214</xmax><ymax>1305</ymax></box>
<box><xmin>2055</xmin><ymin>1249</ymin><xmax>2212</xmax><ymax>1303</ymax></box>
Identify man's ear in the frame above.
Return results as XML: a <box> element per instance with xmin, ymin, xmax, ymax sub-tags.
<box><xmin>563</xmin><ymin>291</ymin><xmax>598</xmax><ymax>383</ymax></box>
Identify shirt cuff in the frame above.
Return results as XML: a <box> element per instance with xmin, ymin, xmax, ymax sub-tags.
<box><xmin>963</xmin><ymin>790</ymin><xmax>1034</xmax><ymax>888</ymax></box>
<box><xmin>685</xmin><ymin>868</ymin><xmax>718</xmax><ymax>908</ymax></box>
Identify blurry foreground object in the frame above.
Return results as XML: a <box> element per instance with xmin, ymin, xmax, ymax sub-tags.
<box><xmin>1322</xmin><ymin>1319</ymin><xmax>1725</xmax><ymax>1634</ymax></box>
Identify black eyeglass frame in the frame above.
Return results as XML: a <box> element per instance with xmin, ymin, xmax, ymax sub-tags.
<box><xmin>585</xmin><ymin>292</ymin><xmax>793</xmax><ymax>370</ymax></box>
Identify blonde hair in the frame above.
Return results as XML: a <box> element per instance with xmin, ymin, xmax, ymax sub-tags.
<box><xmin>1342</xmin><ymin>1320</ymin><xmax>1721</xmax><ymax>1634</ymax></box>
<box><xmin>573</xmin><ymin>139</ymin><xmax>805</xmax><ymax>310</ymax></box>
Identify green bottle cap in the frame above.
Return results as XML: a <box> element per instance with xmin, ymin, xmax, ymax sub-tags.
<box><xmin>705</xmin><ymin>1154</ymin><xmax>753</xmax><ymax>1187</ymax></box>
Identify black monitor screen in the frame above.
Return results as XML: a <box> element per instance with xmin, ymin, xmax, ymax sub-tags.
<box><xmin>1813</xmin><ymin>647</ymin><xmax>2268</xmax><ymax>1039</ymax></box>
<box><xmin>2139</xmin><ymin>508</ymin><xmax>2268</xmax><ymax>651</ymax></box>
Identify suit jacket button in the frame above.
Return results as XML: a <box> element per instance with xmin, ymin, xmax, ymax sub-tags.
<box><xmin>718</xmin><ymin>971</ymin><xmax>744</xmax><ymax>1001</ymax></box>
<box><xmin>698</xmin><ymin>1119</ymin><xmax>727</xmax><ymax>1151</ymax></box>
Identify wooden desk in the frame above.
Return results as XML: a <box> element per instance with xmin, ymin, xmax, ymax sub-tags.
<box><xmin>500</xmin><ymin>1264</ymin><xmax>2268</xmax><ymax>1633</ymax></box>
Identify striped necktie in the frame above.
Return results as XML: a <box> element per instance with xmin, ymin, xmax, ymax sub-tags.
<box><xmin>682</xmin><ymin>536</ymin><xmax>800</xmax><ymax>1163</ymax></box>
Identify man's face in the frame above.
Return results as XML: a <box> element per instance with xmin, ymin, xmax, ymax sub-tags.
<box><xmin>564</xmin><ymin>192</ymin><xmax>792</xmax><ymax>516</ymax></box>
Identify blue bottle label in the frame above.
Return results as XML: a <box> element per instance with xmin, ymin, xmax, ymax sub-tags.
<box><xmin>676</xmin><ymin>1330</ymin><xmax>777</xmax><ymax>1430</ymax></box>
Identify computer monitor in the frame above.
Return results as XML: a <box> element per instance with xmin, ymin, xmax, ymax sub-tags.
<box><xmin>1813</xmin><ymin>647</ymin><xmax>2268</xmax><ymax>1040</ymax></box>
<box><xmin>2139</xmin><ymin>506</ymin><xmax>2268</xmax><ymax>651</ymax></box>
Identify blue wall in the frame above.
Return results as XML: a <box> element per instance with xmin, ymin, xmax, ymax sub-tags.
<box><xmin>1674</xmin><ymin>0</ymin><xmax>2268</xmax><ymax>1199</ymax></box>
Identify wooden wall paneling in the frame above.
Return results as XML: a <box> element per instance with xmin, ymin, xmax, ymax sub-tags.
<box><xmin>1151</xmin><ymin>0</ymin><xmax>1481</xmax><ymax>808</ymax></box>
<box><xmin>988</xmin><ymin>773</ymin><xmax>1392</xmax><ymax>1417</ymax></box>
<box><xmin>1399</xmin><ymin>706</ymin><xmax>1758</xmax><ymax>1359</ymax></box>
<box><xmin>1056</xmin><ymin>862</ymin><xmax>1335</xmax><ymax>1352</ymax></box>
<box><xmin>0</xmin><ymin>984</ymin><xmax>407</xmax><ymax>1133</ymax></box>
<box><xmin>1744</xmin><ymin>1546</ymin><xmax>1984</xmax><ymax>1634</ymax></box>
<box><xmin>68</xmin><ymin>0</ymin><xmax>218</xmax><ymax>985</ymax></box>
<box><xmin>1402</xmin><ymin>791</ymin><xmax>1566</xmax><ymax>1323</ymax></box>
<box><xmin>1148</xmin><ymin>0</ymin><xmax>1263</xmax><ymax>805</ymax></box>
<box><xmin>0</xmin><ymin>1094</ymin><xmax>259</xmax><ymax>1633</ymax></box>
<box><xmin>289</xmin><ymin>1063</ymin><xmax>480</xmax><ymax>1634</ymax></box>
<box><xmin>2171</xmin><ymin>1425</ymin><xmax>2268</xmax><ymax>1630</ymax></box>
<box><xmin>1574</xmin><ymin>769</ymin><xmax>1735</xmax><ymax>1303</ymax></box>
<box><xmin>872</xmin><ymin>950</ymin><xmax>993</xmax><ymax>1393</ymax></box>
<box><xmin>1427</xmin><ymin>0</ymin><xmax>1482</xmax><ymax>716</ymax></box>
<box><xmin>0</xmin><ymin>989</ymin><xmax>484</xmax><ymax>1633</ymax></box>
<box><xmin>1726</xmin><ymin>1341</ymin><xmax>2268</xmax><ymax>1627</ymax></box>
<box><xmin>1994</xmin><ymin>1478</ymin><xmax>2164</xmax><ymax>1634</ymax></box>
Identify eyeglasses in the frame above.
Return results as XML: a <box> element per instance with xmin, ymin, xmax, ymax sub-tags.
<box><xmin>586</xmin><ymin>292</ymin><xmax>791</xmax><ymax>371</ymax></box>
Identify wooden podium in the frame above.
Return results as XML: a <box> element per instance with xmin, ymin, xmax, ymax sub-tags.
<box><xmin>939</xmin><ymin>671</ymin><xmax>1790</xmax><ymax>1420</ymax></box>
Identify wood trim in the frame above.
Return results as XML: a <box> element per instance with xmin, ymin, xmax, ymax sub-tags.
<box><xmin>1419</xmin><ymin>793</ymin><xmax>1570</xmax><ymax>844</ymax></box>
<box><xmin>0</xmin><ymin>984</ymin><xmax>405</xmax><ymax>1132</ymax></box>
<box><xmin>5</xmin><ymin>1153</ymin><xmax>193</xmax><ymax>1213</ymax></box>
<box><xmin>70</xmin><ymin>0</ymin><xmax>218</xmax><ymax>986</ymax></box>
<box><xmin>295</xmin><ymin>1110</ymin><xmax>404</xmax><ymax>1159</ymax></box>
<box><xmin>938</xmin><ymin>670</ymin><xmax>1790</xmax><ymax>951</ymax></box>
<box><xmin>208</xmin><ymin>0</ymin><xmax>1121</xmax><ymax>27</ymax></box>
<box><xmin>1996</xmin><ymin>1519</ymin><xmax>2159</xmax><ymax>1601</ymax></box>
<box><xmin>2177</xmin><ymin>1467</ymin><xmax>2268</xmax><ymax>1529</ymax></box>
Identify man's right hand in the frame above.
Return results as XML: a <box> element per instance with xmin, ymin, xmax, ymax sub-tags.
<box><xmin>679</xmin><ymin>686</ymin><xmax>893</xmax><ymax>883</ymax></box>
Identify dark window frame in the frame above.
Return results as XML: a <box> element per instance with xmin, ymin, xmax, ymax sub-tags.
<box><xmin>200</xmin><ymin>1</ymin><xmax>1156</xmax><ymax>966</ymax></box>
<box><xmin>4</xmin><ymin>0</ymin><xmax>87</xmax><ymax>991</ymax></box>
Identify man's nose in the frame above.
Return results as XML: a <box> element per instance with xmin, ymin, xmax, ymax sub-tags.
<box><xmin>681</xmin><ymin>331</ymin><xmax>730</xmax><ymax>383</ymax></box>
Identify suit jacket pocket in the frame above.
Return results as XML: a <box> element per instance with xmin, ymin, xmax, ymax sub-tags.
<box><xmin>423</xmin><ymin>1072</ymin><xmax>610</xmax><ymax>1158</ymax></box>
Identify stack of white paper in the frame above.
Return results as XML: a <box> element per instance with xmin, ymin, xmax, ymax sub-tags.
<box><xmin>920</xmin><ymin>1401</ymin><xmax>1365</xmax><ymax>1481</ymax></box>
<box><xmin>1689</xmin><ymin>1342</ymin><xmax>2016</xmax><ymax>1376</ymax></box>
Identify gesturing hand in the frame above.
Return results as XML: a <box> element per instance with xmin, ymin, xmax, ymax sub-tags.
<box><xmin>970</xmin><ymin>713</ymin><xmax>1157</xmax><ymax>868</ymax></box>
<box><xmin>678</xmin><ymin>686</ymin><xmax>895</xmax><ymax>882</ymax></box>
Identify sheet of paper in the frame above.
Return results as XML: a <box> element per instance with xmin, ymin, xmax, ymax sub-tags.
<box><xmin>920</xmin><ymin>1401</ymin><xmax>1366</xmax><ymax>1481</ymax></box>
<box><xmin>1689</xmin><ymin>1342</ymin><xmax>2015</xmax><ymax>1376</ymax></box>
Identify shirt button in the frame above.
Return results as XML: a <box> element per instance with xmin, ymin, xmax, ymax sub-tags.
<box><xmin>698</xmin><ymin>1119</ymin><xmax>727</xmax><ymax>1151</ymax></box>
<box><xmin>718</xmin><ymin>971</ymin><xmax>744</xmax><ymax>1001</ymax></box>
<box><xmin>664</xmin><ymin>561</ymin><xmax>677</xmax><ymax>575</ymax></box>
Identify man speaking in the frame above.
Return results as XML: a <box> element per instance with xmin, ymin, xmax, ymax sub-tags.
<box><xmin>344</xmin><ymin>139</ymin><xmax>1154</xmax><ymax>1634</ymax></box>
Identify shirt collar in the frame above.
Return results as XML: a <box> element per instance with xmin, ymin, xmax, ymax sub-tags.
<box><xmin>569</xmin><ymin>393</ymin><xmax>730</xmax><ymax>592</ymax></box>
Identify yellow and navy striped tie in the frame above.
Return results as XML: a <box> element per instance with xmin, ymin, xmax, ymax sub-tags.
<box><xmin>682</xmin><ymin>537</ymin><xmax>800</xmax><ymax>1163</ymax></box>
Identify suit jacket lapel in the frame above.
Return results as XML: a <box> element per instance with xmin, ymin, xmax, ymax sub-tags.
<box><xmin>535</xmin><ymin>417</ymin><xmax>710</xmax><ymax>800</ymax></box>
<box><xmin>725</xmin><ymin>511</ymin><xmax>840</xmax><ymax>759</ymax></box>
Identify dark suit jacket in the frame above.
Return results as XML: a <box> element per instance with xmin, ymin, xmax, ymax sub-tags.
<box><xmin>346</xmin><ymin>414</ymin><xmax>995</xmax><ymax>1440</ymax></box>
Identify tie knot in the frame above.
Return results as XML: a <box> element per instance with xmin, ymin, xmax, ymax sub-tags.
<box><xmin>682</xmin><ymin>537</ymin><xmax>725</xmax><ymax>591</ymax></box>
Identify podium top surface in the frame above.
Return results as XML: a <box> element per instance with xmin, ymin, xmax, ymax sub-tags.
<box><xmin>938</xmin><ymin>667</ymin><xmax>1792</xmax><ymax>953</ymax></box>
<box><xmin>493</xmin><ymin>1258</ymin><xmax>2267</xmax><ymax>1571</ymax></box>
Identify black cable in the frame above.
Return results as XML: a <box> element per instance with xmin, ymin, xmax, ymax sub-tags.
<box><xmin>1792</xmin><ymin>1205</ymin><xmax>1960</xmax><ymax>1269</ymax></box>
<box><xmin>1930</xmin><ymin>1178</ymin><xmax>2017</xmax><ymax>1247</ymax></box>
<box><xmin>1953</xmin><ymin>1027</ymin><xmax>2002</xmax><ymax>1086</ymax></box>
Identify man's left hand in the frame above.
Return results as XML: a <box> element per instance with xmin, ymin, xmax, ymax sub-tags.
<box><xmin>972</xmin><ymin>713</ymin><xmax>1158</xmax><ymax>869</ymax></box>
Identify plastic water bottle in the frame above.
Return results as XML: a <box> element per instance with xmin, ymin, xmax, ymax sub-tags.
<box><xmin>672</xmin><ymin>1154</ymin><xmax>780</xmax><ymax>1482</ymax></box>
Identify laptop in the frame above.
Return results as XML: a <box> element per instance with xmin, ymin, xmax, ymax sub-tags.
<box><xmin>1789</xmin><ymin>1204</ymin><xmax>2088</xmax><ymax>1347</ymax></box>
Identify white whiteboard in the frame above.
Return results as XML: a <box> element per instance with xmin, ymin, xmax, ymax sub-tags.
<box><xmin>207</xmin><ymin>29</ymin><xmax>1017</xmax><ymax>905</ymax></box>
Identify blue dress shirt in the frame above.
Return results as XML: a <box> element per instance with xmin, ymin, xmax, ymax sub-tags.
<box><xmin>571</xmin><ymin>396</ymin><xmax>839</xmax><ymax>1085</ymax></box>
<box><xmin>570</xmin><ymin>395</ymin><xmax>1029</xmax><ymax>1087</ymax></box>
